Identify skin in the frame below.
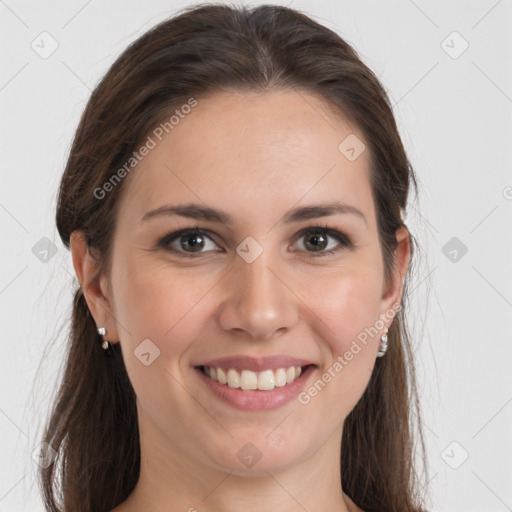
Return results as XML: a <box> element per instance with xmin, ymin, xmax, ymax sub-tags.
<box><xmin>71</xmin><ymin>89</ymin><xmax>410</xmax><ymax>512</ymax></box>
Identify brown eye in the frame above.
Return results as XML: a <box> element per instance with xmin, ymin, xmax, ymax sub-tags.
<box><xmin>159</xmin><ymin>228</ymin><xmax>220</xmax><ymax>256</ymax></box>
<box><xmin>304</xmin><ymin>232</ymin><xmax>329</xmax><ymax>252</ymax></box>
<box><xmin>178</xmin><ymin>232</ymin><xmax>207</xmax><ymax>252</ymax></box>
<box><xmin>292</xmin><ymin>226</ymin><xmax>353</xmax><ymax>257</ymax></box>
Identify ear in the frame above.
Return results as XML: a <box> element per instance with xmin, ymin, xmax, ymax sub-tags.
<box><xmin>70</xmin><ymin>231</ymin><xmax>119</xmax><ymax>343</ymax></box>
<box><xmin>379</xmin><ymin>226</ymin><xmax>411</xmax><ymax>322</ymax></box>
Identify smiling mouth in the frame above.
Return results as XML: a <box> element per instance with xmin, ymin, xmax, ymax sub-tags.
<box><xmin>198</xmin><ymin>364</ymin><xmax>314</xmax><ymax>391</ymax></box>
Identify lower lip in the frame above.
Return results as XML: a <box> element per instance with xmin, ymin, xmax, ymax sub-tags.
<box><xmin>195</xmin><ymin>365</ymin><xmax>317</xmax><ymax>411</ymax></box>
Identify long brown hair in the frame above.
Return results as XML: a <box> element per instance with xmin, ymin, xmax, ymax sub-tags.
<box><xmin>39</xmin><ymin>3</ymin><xmax>429</xmax><ymax>511</ymax></box>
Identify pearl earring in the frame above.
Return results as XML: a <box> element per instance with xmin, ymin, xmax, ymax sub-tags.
<box><xmin>376</xmin><ymin>328</ymin><xmax>388</xmax><ymax>357</ymax></box>
<box><xmin>97</xmin><ymin>326</ymin><xmax>111</xmax><ymax>351</ymax></box>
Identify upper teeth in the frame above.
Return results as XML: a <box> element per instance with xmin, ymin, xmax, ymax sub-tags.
<box><xmin>203</xmin><ymin>365</ymin><xmax>304</xmax><ymax>391</ymax></box>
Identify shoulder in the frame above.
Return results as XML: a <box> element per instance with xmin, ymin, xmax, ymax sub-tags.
<box><xmin>345</xmin><ymin>493</ymin><xmax>366</xmax><ymax>512</ymax></box>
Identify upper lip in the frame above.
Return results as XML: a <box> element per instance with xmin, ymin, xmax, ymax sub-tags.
<box><xmin>195</xmin><ymin>355</ymin><xmax>316</xmax><ymax>372</ymax></box>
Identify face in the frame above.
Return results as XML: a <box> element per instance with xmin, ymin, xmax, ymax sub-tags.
<box><xmin>75</xmin><ymin>89</ymin><xmax>408</xmax><ymax>477</ymax></box>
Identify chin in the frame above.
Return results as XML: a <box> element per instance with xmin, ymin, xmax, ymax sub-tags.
<box><xmin>202</xmin><ymin>432</ymin><xmax>312</xmax><ymax>476</ymax></box>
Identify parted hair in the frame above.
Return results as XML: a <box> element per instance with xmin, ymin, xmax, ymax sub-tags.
<box><xmin>39</xmin><ymin>3</ymin><xmax>428</xmax><ymax>511</ymax></box>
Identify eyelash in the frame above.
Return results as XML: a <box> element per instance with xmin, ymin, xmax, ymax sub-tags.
<box><xmin>157</xmin><ymin>222</ymin><xmax>354</xmax><ymax>259</ymax></box>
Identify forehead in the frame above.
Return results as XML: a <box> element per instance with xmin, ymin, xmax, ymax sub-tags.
<box><xmin>116</xmin><ymin>89</ymin><xmax>376</xmax><ymax>231</ymax></box>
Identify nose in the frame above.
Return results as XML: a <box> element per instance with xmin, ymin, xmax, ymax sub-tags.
<box><xmin>217</xmin><ymin>249</ymin><xmax>299</xmax><ymax>341</ymax></box>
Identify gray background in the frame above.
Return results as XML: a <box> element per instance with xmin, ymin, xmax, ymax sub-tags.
<box><xmin>1</xmin><ymin>0</ymin><xmax>511</xmax><ymax>510</ymax></box>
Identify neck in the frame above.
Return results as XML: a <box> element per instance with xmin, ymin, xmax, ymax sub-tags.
<box><xmin>114</xmin><ymin>411</ymin><xmax>358</xmax><ymax>512</ymax></box>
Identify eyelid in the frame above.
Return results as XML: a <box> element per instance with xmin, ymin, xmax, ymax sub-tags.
<box><xmin>291</xmin><ymin>223</ymin><xmax>354</xmax><ymax>257</ymax></box>
<box><xmin>157</xmin><ymin>224</ymin><xmax>354</xmax><ymax>257</ymax></box>
<box><xmin>157</xmin><ymin>227</ymin><xmax>220</xmax><ymax>253</ymax></box>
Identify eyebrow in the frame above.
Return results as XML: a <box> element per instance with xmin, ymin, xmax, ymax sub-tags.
<box><xmin>141</xmin><ymin>201</ymin><xmax>367</xmax><ymax>227</ymax></box>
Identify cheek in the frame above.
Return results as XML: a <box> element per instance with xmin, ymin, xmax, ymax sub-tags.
<box><xmin>109</xmin><ymin>258</ymin><xmax>224</xmax><ymax>421</ymax></box>
<box><xmin>306</xmin><ymin>263</ymin><xmax>384</xmax><ymax>346</ymax></box>
<box><xmin>110</xmin><ymin>256</ymin><xmax>220</xmax><ymax>358</ymax></box>
<box><xmin>299</xmin><ymin>265</ymin><xmax>383</xmax><ymax>412</ymax></box>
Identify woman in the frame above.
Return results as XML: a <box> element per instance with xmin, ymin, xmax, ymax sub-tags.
<box><xmin>39</xmin><ymin>3</ymin><xmax>428</xmax><ymax>511</ymax></box>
